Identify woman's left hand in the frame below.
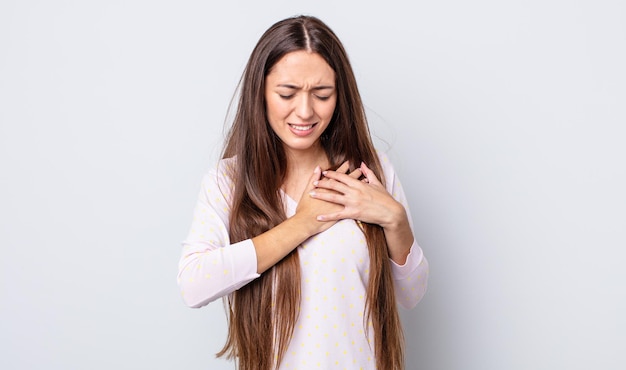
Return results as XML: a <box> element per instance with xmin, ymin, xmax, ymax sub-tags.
<box><xmin>310</xmin><ymin>162</ymin><xmax>404</xmax><ymax>229</ymax></box>
<box><xmin>310</xmin><ymin>161</ymin><xmax>414</xmax><ymax>264</ymax></box>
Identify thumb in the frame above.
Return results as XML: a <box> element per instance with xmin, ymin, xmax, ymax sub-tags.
<box><xmin>306</xmin><ymin>166</ymin><xmax>323</xmax><ymax>191</ymax></box>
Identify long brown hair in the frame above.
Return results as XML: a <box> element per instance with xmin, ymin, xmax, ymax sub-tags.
<box><xmin>217</xmin><ymin>15</ymin><xmax>404</xmax><ymax>369</ymax></box>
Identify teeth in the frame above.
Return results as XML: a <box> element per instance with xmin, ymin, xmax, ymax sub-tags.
<box><xmin>290</xmin><ymin>124</ymin><xmax>314</xmax><ymax>131</ymax></box>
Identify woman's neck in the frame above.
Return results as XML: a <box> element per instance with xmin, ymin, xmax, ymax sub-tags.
<box><xmin>282</xmin><ymin>145</ymin><xmax>329</xmax><ymax>200</ymax></box>
<box><xmin>285</xmin><ymin>144</ymin><xmax>328</xmax><ymax>173</ymax></box>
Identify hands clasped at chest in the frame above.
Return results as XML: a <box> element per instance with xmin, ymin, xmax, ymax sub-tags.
<box><xmin>295</xmin><ymin>160</ymin><xmax>413</xmax><ymax>265</ymax></box>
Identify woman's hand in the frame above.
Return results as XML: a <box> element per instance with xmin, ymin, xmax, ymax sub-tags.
<box><xmin>310</xmin><ymin>162</ymin><xmax>403</xmax><ymax>227</ymax></box>
<box><xmin>310</xmin><ymin>162</ymin><xmax>413</xmax><ymax>264</ymax></box>
<box><xmin>294</xmin><ymin>161</ymin><xmax>363</xmax><ymax>236</ymax></box>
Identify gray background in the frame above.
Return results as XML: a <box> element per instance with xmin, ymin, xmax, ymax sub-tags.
<box><xmin>1</xmin><ymin>0</ymin><xmax>625</xmax><ymax>369</ymax></box>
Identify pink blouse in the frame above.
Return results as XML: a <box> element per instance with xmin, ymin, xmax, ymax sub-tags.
<box><xmin>178</xmin><ymin>152</ymin><xmax>429</xmax><ymax>369</ymax></box>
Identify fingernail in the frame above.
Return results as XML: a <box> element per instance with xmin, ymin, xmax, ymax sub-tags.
<box><xmin>309</xmin><ymin>191</ymin><xmax>316</xmax><ymax>197</ymax></box>
<box><xmin>313</xmin><ymin>181</ymin><xmax>319</xmax><ymax>186</ymax></box>
<box><xmin>322</xmin><ymin>171</ymin><xmax>328</xmax><ymax>176</ymax></box>
<box><xmin>316</xmin><ymin>215</ymin><xmax>324</xmax><ymax>221</ymax></box>
<box><xmin>314</xmin><ymin>166</ymin><xmax>321</xmax><ymax>173</ymax></box>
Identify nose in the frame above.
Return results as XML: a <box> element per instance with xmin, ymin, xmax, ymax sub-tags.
<box><xmin>295</xmin><ymin>95</ymin><xmax>314</xmax><ymax>120</ymax></box>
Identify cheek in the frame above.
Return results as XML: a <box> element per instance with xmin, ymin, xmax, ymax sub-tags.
<box><xmin>267</xmin><ymin>98</ymin><xmax>290</xmax><ymax>119</ymax></box>
<box><xmin>321</xmin><ymin>101</ymin><xmax>337</xmax><ymax>120</ymax></box>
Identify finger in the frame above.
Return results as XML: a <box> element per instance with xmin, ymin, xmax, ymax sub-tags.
<box><xmin>316</xmin><ymin>211</ymin><xmax>348</xmax><ymax>222</ymax></box>
<box><xmin>315</xmin><ymin>161</ymin><xmax>351</xmax><ymax>188</ymax></box>
<box><xmin>322</xmin><ymin>169</ymin><xmax>362</xmax><ymax>188</ymax></box>
<box><xmin>348</xmin><ymin>168</ymin><xmax>363</xmax><ymax>179</ymax></box>
<box><xmin>360</xmin><ymin>162</ymin><xmax>382</xmax><ymax>186</ymax></box>
<box><xmin>307</xmin><ymin>166</ymin><xmax>323</xmax><ymax>190</ymax></box>
<box><xmin>309</xmin><ymin>188</ymin><xmax>345</xmax><ymax>204</ymax></box>
<box><xmin>335</xmin><ymin>161</ymin><xmax>351</xmax><ymax>174</ymax></box>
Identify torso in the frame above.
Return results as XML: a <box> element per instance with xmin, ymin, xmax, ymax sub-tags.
<box><xmin>278</xmin><ymin>193</ymin><xmax>376</xmax><ymax>369</ymax></box>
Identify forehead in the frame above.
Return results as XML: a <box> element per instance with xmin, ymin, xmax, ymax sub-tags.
<box><xmin>266</xmin><ymin>51</ymin><xmax>335</xmax><ymax>85</ymax></box>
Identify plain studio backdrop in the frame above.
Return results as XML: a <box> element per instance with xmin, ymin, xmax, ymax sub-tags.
<box><xmin>1</xmin><ymin>1</ymin><xmax>624</xmax><ymax>369</ymax></box>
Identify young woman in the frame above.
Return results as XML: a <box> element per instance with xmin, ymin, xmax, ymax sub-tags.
<box><xmin>178</xmin><ymin>15</ymin><xmax>428</xmax><ymax>370</ymax></box>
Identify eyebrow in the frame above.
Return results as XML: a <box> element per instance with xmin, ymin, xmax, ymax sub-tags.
<box><xmin>277</xmin><ymin>84</ymin><xmax>335</xmax><ymax>91</ymax></box>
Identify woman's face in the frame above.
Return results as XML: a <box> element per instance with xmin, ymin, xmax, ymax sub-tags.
<box><xmin>264</xmin><ymin>50</ymin><xmax>336</xmax><ymax>157</ymax></box>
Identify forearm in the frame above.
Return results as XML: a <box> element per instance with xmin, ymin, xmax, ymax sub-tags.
<box><xmin>252</xmin><ymin>215</ymin><xmax>316</xmax><ymax>273</ymax></box>
<box><xmin>178</xmin><ymin>216</ymin><xmax>316</xmax><ymax>306</ymax></box>
<box><xmin>178</xmin><ymin>239</ymin><xmax>260</xmax><ymax>308</ymax></box>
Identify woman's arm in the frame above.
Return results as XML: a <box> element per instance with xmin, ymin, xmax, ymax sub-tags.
<box><xmin>308</xmin><ymin>154</ymin><xmax>429</xmax><ymax>308</ymax></box>
<box><xmin>310</xmin><ymin>161</ymin><xmax>414</xmax><ymax>264</ymax></box>
<box><xmin>252</xmin><ymin>166</ymin><xmax>342</xmax><ymax>273</ymax></box>
<box><xmin>177</xmin><ymin>161</ymin><xmax>260</xmax><ymax>308</ymax></box>
<box><xmin>178</xmin><ymin>162</ymin><xmax>353</xmax><ymax>307</ymax></box>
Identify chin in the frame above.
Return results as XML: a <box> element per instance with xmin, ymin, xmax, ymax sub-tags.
<box><xmin>283</xmin><ymin>139</ymin><xmax>322</xmax><ymax>153</ymax></box>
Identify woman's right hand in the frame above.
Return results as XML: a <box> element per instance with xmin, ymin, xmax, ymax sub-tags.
<box><xmin>294</xmin><ymin>162</ymin><xmax>362</xmax><ymax>236</ymax></box>
<box><xmin>252</xmin><ymin>162</ymin><xmax>362</xmax><ymax>273</ymax></box>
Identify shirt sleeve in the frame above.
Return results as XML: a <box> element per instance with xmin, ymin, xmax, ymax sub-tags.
<box><xmin>177</xmin><ymin>158</ymin><xmax>260</xmax><ymax>308</ymax></box>
<box><xmin>379</xmin><ymin>152</ymin><xmax>430</xmax><ymax>310</ymax></box>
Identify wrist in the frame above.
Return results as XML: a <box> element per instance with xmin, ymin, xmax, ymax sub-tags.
<box><xmin>381</xmin><ymin>203</ymin><xmax>413</xmax><ymax>265</ymax></box>
<box><xmin>380</xmin><ymin>201</ymin><xmax>407</xmax><ymax>231</ymax></box>
<box><xmin>285</xmin><ymin>213</ymin><xmax>318</xmax><ymax>240</ymax></box>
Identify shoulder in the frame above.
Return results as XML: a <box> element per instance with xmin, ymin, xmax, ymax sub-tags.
<box><xmin>375</xmin><ymin>150</ymin><xmax>397</xmax><ymax>190</ymax></box>
<box><xmin>375</xmin><ymin>150</ymin><xmax>394</xmax><ymax>175</ymax></box>
<box><xmin>200</xmin><ymin>156</ymin><xmax>238</xmax><ymax>200</ymax></box>
<box><xmin>213</xmin><ymin>156</ymin><xmax>237</xmax><ymax>179</ymax></box>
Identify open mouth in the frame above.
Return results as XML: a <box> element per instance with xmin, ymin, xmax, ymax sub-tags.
<box><xmin>289</xmin><ymin>123</ymin><xmax>317</xmax><ymax>131</ymax></box>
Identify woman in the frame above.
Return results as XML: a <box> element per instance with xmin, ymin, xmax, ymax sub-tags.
<box><xmin>178</xmin><ymin>15</ymin><xmax>428</xmax><ymax>370</ymax></box>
